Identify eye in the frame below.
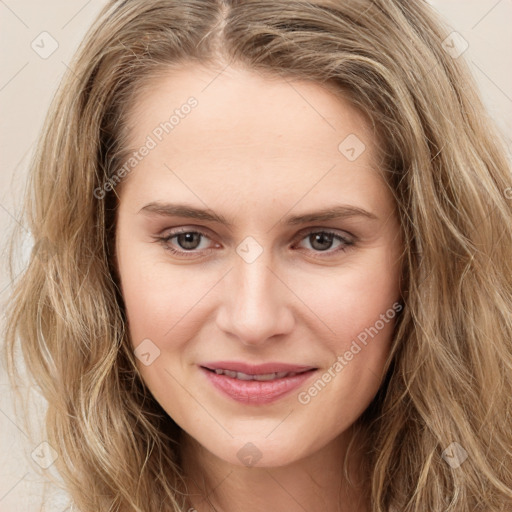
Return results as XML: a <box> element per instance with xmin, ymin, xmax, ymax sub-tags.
<box><xmin>153</xmin><ymin>227</ymin><xmax>355</xmax><ymax>259</ymax></box>
<box><xmin>154</xmin><ymin>228</ymin><xmax>215</xmax><ymax>258</ymax></box>
<box><xmin>293</xmin><ymin>230</ymin><xmax>354</xmax><ymax>257</ymax></box>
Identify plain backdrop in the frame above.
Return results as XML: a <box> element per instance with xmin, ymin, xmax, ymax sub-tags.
<box><xmin>1</xmin><ymin>1</ymin><xmax>511</xmax><ymax>510</ymax></box>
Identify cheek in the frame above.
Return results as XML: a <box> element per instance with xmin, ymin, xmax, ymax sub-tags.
<box><xmin>295</xmin><ymin>280</ymin><xmax>399</xmax><ymax>433</ymax></box>
<box><xmin>288</xmin><ymin>252</ymin><xmax>400</xmax><ymax>407</ymax></box>
<box><xmin>118</xmin><ymin>248</ymin><xmax>211</xmax><ymax>345</ymax></box>
<box><xmin>290</xmin><ymin>253</ymin><xmax>401</xmax><ymax>350</ymax></box>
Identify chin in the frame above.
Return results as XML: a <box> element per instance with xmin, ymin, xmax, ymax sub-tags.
<box><xmin>201</xmin><ymin>434</ymin><xmax>314</xmax><ymax>469</ymax></box>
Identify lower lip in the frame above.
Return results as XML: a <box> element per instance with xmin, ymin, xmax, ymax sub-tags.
<box><xmin>200</xmin><ymin>367</ymin><xmax>317</xmax><ymax>404</ymax></box>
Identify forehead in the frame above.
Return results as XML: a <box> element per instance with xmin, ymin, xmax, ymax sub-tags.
<box><xmin>118</xmin><ymin>63</ymin><xmax>390</xmax><ymax>213</ymax></box>
<box><xmin>124</xmin><ymin>63</ymin><xmax>375</xmax><ymax>154</ymax></box>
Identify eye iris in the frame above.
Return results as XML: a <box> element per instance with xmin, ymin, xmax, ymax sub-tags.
<box><xmin>177</xmin><ymin>232</ymin><xmax>201</xmax><ymax>250</ymax></box>
<box><xmin>310</xmin><ymin>232</ymin><xmax>334</xmax><ymax>251</ymax></box>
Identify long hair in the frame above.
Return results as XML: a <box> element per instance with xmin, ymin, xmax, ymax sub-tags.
<box><xmin>3</xmin><ymin>1</ymin><xmax>511</xmax><ymax>510</ymax></box>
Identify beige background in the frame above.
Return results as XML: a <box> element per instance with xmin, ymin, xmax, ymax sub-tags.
<box><xmin>1</xmin><ymin>1</ymin><xmax>511</xmax><ymax>510</ymax></box>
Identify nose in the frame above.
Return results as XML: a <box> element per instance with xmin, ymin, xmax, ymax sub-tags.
<box><xmin>215</xmin><ymin>251</ymin><xmax>295</xmax><ymax>346</ymax></box>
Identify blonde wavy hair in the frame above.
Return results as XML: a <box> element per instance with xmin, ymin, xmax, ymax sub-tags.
<box><xmin>3</xmin><ymin>0</ymin><xmax>512</xmax><ymax>510</ymax></box>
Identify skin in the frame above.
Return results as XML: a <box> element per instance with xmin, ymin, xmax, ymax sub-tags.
<box><xmin>115</xmin><ymin>63</ymin><xmax>403</xmax><ymax>512</ymax></box>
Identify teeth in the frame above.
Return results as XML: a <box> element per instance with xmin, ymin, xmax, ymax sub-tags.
<box><xmin>211</xmin><ymin>369</ymin><xmax>299</xmax><ymax>380</ymax></box>
<box><xmin>235</xmin><ymin>372</ymin><xmax>254</xmax><ymax>381</ymax></box>
<box><xmin>252</xmin><ymin>373</ymin><xmax>278</xmax><ymax>381</ymax></box>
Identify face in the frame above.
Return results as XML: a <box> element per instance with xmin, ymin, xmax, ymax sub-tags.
<box><xmin>115</xmin><ymin>63</ymin><xmax>403</xmax><ymax>468</ymax></box>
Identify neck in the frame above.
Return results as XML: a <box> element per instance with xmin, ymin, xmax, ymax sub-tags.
<box><xmin>179</xmin><ymin>427</ymin><xmax>369</xmax><ymax>512</ymax></box>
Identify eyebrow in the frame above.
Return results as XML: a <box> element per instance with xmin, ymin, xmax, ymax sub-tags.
<box><xmin>138</xmin><ymin>201</ymin><xmax>378</xmax><ymax>226</ymax></box>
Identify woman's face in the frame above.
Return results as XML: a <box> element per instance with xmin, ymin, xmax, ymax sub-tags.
<box><xmin>115</xmin><ymin>64</ymin><xmax>403</xmax><ymax>467</ymax></box>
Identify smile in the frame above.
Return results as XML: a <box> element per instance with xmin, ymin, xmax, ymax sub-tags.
<box><xmin>200</xmin><ymin>364</ymin><xmax>317</xmax><ymax>404</ymax></box>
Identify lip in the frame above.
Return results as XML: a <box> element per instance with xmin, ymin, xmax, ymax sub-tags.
<box><xmin>199</xmin><ymin>361</ymin><xmax>317</xmax><ymax>405</ymax></box>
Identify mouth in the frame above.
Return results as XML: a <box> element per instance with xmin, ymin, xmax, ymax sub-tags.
<box><xmin>199</xmin><ymin>362</ymin><xmax>318</xmax><ymax>404</ymax></box>
<box><xmin>201</xmin><ymin>366</ymin><xmax>314</xmax><ymax>381</ymax></box>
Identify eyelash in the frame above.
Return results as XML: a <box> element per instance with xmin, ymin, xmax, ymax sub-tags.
<box><xmin>153</xmin><ymin>228</ymin><xmax>355</xmax><ymax>259</ymax></box>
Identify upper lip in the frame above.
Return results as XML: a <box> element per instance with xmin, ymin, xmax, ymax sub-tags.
<box><xmin>200</xmin><ymin>361</ymin><xmax>317</xmax><ymax>375</ymax></box>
